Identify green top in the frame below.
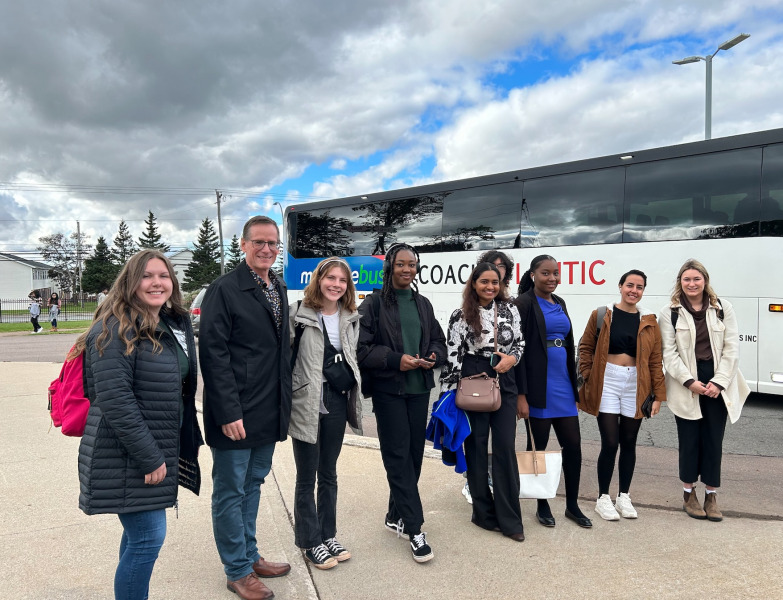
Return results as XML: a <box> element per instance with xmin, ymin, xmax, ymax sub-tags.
<box><xmin>395</xmin><ymin>288</ymin><xmax>427</xmax><ymax>394</ymax></box>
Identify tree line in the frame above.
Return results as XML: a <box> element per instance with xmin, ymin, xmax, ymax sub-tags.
<box><xmin>37</xmin><ymin>211</ymin><xmax>254</xmax><ymax>295</ymax></box>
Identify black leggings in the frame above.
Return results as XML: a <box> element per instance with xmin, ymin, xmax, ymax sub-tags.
<box><xmin>596</xmin><ymin>413</ymin><xmax>642</xmax><ymax>496</ymax></box>
<box><xmin>527</xmin><ymin>416</ymin><xmax>583</xmax><ymax>516</ymax></box>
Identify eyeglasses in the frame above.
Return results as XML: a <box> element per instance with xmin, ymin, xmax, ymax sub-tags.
<box><xmin>247</xmin><ymin>240</ymin><xmax>280</xmax><ymax>250</ymax></box>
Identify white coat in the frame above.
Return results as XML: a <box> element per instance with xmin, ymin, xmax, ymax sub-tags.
<box><xmin>659</xmin><ymin>298</ymin><xmax>749</xmax><ymax>424</ymax></box>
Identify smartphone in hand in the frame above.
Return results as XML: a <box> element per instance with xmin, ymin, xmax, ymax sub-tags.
<box><xmin>418</xmin><ymin>356</ymin><xmax>435</xmax><ymax>365</ymax></box>
<box><xmin>489</xmin><ymin>353</ymin><xmax>501</xmax><ymax>367</ymax></box>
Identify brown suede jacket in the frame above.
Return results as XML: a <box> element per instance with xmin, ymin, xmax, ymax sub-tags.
<box><xmin>577</xmin><ymin>304</ymin><xmax>666</xmax><ymax>418</ymax></box>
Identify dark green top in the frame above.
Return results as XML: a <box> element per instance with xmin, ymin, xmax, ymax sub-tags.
<box><xmin>395</xmin><ymin>288</ymin><xmax>427</xmax><ymax>394</ymax></box>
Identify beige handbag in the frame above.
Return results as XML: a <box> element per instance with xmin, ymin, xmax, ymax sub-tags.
<box><xmin>517</xmin><ymin>418</ymin><xmax>562</xmax><ymax>499</ymax></box>
<box><xmin>455</xmin><ymin>304</ymin><xmax>501</xmax><ymax>412</ymax></box>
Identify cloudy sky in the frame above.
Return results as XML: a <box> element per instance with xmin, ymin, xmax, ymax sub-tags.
<box><xmin>2</xmin><ymin>0</ymin><xmax>782</xmax><ymax>258</ymax></box>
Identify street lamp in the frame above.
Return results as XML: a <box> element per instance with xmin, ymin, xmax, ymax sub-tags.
<box><xmin>673</xmin><ymin>33</ymin><xmax>750</xmax><ymax>140</ymax></box>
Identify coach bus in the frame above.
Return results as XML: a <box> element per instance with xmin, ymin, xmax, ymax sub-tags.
<box><xmin>282</xmin><ymin>128</ymin><xmax>783</xmax><ymax>396</ymax></box>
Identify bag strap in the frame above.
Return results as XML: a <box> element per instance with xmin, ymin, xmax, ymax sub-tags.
<box><xmin>290</xmin><ymin>300</ymin><xmax>304</xmax><ymax>369</ymax></box>
<box><xmin>523</xmin><ymin>418</ymin><xmax>542</xmax><ymax>474</ymax></box>
<box><xmin>492</xmin><ymin>302</ymin><xmax>498</xmax><ymax>353</ymax></box>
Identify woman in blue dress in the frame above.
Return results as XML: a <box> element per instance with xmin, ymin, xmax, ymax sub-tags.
<box><xmin>514</xmin><ymin>255</ymin><xmax>592</xmax><ymax>529</ymax></box>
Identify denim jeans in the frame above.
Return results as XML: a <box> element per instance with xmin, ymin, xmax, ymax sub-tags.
<box><xmin>292</xmin><ymin>384</ymin><xmax>348</xmax><ymax>548</ymax></box>
<box><xmin>211</xmin><ymin>443</ymin><xmax>276</xmax><ymax>581</ymax></box>
<box><xmin>115</xmin><ymin>509</ymin><xmax>167</xmax><ymax>600</ymax></box>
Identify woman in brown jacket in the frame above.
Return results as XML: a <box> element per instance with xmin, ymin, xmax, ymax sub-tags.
<box><xmin>578</xmin><ymin>270</ymin><xmax>666</xmax><ymax>521</ymax></box>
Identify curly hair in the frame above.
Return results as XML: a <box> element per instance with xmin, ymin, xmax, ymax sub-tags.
<box><xmin>477</xmin><ymin>250</ymin><xmax>514</xmax><ymax>289</ymax></box>
<box><xmin>670</xmin><ymin>259</ymin><xmax>719</xmax><ymax>308</ymax></box>
<box><xmin>463</xmin><ymin>263</ymin><xmax>502</xmax><ymax>336</ymax></box>
<box><xmin>69</xmin><ymin>250</ymin><xmax>187</xmax><ymax>359</ymax></box>
<box><xmin>302</xmin><ymin>257</ymin><xmax>357</xmax><ymax>312</ymax></box>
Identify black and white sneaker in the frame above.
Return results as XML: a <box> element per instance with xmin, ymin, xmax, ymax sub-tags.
<box><xmin>384</xmin><ymin>517</ymin><xmax>409</xmax><ymax>539</ymax></box>
<box><xmin>409</xmin><ymin>532</ymin><xmax>433</xmax><ymax>563</ymax></box>
<box><xmin>323</xmin><ymin>537</ymin><xmax>351</xmax><ymax>562</ymax></box>
<box><xmin>304</xmin><ymin>544</ymin><xmax>338</xmax><ymax>570</ymax></box>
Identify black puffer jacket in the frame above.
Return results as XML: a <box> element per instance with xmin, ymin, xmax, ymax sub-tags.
<box><xmin>78</xmin><ymin>311</ymin><xmax>203</xmax><ymax>515</ymax></box>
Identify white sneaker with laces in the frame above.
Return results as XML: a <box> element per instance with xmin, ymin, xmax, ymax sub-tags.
<box><xmin>461</xmin><ymin>481</ymin><xmax>473</xmax><ymax>505</ymax></box>
<box><xmin>595</xmin><ymin>494</ymin><xmax>620</xmax><ymax>521</ymax></box>
<box><xmin>615</xmin><ymin>492</ymin><xmax>638</xmax><ymax>519</ymax></box>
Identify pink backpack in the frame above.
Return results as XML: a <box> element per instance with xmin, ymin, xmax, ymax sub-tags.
<box><xmin>48</xmin><ymin>347</ymin><xmax>90</xmax><ymax>436</ymax></box>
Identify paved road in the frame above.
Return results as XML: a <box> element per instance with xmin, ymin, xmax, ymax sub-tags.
<box><xmin>3</xmin><ymin>331</ymin><xmax>782</xmax><ymax>457</ymax></box>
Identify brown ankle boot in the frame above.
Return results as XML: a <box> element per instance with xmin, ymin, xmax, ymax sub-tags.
<box><xmin>703</xmin><ymin>492</ymin><xmax>723</xmax><ymax>522</ymax></box>
<box><xmin>226</xmin><ymin>573</ymin><xmax>274</xmax><ymax>600</ymax></box>
<box><xmin>683</xmin><ymin>490</ymin><xmax>707</xmax><ymax>519</ymax></box>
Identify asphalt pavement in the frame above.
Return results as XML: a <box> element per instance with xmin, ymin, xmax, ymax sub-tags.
<box><xmin>1</xmin><ymin>334</ymin><xmax>782</xmax><ymax>599</ymax></box>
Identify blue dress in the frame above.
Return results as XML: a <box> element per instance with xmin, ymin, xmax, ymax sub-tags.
<box><xmin>528</xmin><ymin>296</ymin><xmax>578</xmax><ymax>419</ymax></box>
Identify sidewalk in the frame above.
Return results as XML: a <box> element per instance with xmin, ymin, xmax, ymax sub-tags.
<box><xmin>1</xmin><ymin>362</ymin><xmax>782</xmax><ymax>599</ymax></box>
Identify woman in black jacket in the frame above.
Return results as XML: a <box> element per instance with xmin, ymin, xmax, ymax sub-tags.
<box><xmin>514</xmin><ymin>255</ymin><xmax>591</xmax><ymax>529</ymax></box>
<box><xmin>357</xmin><ymin>243</ymin><xmax>446</xmax><ymax>564</ymax></box>
<box><xmin>75</xmin><ymin>250</ymin><xmax>203</xmax><ymax>600</ymax></box>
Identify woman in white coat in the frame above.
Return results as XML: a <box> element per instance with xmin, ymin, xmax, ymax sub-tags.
<box><xmin>289</xmin><ymin>258</ymin><xmax>363</xmax><ymax>570</ymax></box>
<box><xmin>659</xmin><ymin>259</ymin><xmax>749</xmax><ymax>522</ymax></box>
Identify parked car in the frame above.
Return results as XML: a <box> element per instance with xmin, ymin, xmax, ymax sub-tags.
<box><xmin>189</xmin><ymin>286</ymin><xmax>208</xmax><ymax>336</ymax></box>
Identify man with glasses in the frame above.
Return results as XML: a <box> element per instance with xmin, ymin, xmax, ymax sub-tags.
<box><xmin>200</xmin><ymin>215</ymin><xmax>292</xmax><ymax>600</ymax></box>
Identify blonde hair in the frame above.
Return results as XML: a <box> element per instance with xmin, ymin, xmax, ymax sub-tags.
<box><xmin>671</xmin><ymin>258</ymin><xmax>719</xmax><ymax>308</ymax></box>
<box><xmin>302</xmin><ymin>257</ymin><xmax>357</xmax><ymax>313</ymax></box>
<box><xmin>69</xmin><ymin>250</ymin><xmax>186</xmax><ymax>359</ymax></box>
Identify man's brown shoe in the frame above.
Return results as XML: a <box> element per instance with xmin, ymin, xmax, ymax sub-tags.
<box><xmin>703</xmin><ymin>492</ymin><xmax>723</xmax><ymax>522</ymax></box>
<box><xmin>227</xmin><ymin>573</ymin><xmax>274</xmax><ymax>600</ymax></box>
<box><xmin>253</xmin><ymin>557</ymin><xmax>291</xmax><ymax>578</ymax></box>
<box><xmin>683</xmin><ymin>489</ymin><xmax>707</xmax><ymax>519</ymax></box>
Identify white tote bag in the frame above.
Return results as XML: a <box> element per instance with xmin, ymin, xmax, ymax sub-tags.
<box><xmin>517</xmin><ymin>419</ymin><xmax>562</xmax><ymax>499</ymax></box>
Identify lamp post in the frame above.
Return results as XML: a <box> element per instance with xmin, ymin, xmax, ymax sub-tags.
<box><xmin>673</xmin><ymin>33</ymin><xmax>750</xmax><ymax>140</ymax></box>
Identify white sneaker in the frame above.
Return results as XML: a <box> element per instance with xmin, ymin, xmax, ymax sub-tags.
<box><xmin>615</xmin><ymin>492</ymin><xmax>638</xmax><ymax>519</ymax></box>
<box><xmin>595</xmin><ymin>494</ymin><xmax>620</xmax><ymax>521</ymax></box>
<box><xmin>461</xmin><ymin>481</ymin><xmax>473</xmax><ymax>505</ymax></box>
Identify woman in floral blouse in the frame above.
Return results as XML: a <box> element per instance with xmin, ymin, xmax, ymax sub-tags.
<box><xmin>440</xmin><ymin>262</ymin><xmax>526</xmax><ymax>542</ymax></box>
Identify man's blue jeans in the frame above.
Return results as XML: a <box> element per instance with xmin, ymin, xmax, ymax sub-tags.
<box><xmin>116</xmin><ymin>509</ymin><xmax>167</xmax><ymax>600</ymax></box>
<box><xmin>211</xmin><ymin>443</ymin><xmax>276</xmax><ymax>581</ymax></box>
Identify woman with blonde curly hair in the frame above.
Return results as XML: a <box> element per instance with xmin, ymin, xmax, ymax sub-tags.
<box><xmin>659</xmin><ymin>259</ymin><xmax>749</xmax><ymax>522</ymax></box>
<box><xmin>74</xmin><ymin>249</ymin><xmax>203</xmax><ymax>600</ymax></box>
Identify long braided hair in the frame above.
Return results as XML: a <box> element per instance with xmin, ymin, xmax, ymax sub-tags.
<box><xmin>380</xmin><ymin>243</ymin><xmax>420</xmax><ymax>307</ymax></box>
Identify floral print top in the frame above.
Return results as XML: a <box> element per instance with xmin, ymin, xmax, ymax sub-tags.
<box><xmin>440</xmin><ymin>300</ymin><xmax>525</xmax><ymax>392</ymax></box>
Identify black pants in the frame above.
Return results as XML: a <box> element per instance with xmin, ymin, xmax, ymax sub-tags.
<box><xmin>372</xmin><ymin>389</ymin><xmax>429</xmax><ymax>535</ymax></box>
<box><xmin>31</xmin><ymin>316</ymin><xmax>41</xmax><ymax>332</ymax></box>
<box><xmin>292</xmin><ymin>384</ymin><xmax>348</xmax><ymax>548</ymax></box>
<box><xmin>462</xmin><ymin>355</ymin><xmax>523</xmax><ymax>536</ymax></box>
<box><xmin>675</xmin><ymin>360</ymin><xmax>728</xmax><ymax>487</ymax></box>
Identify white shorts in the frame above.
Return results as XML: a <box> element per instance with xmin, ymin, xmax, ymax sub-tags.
<box><xmin>599</xmin><ymin>362</ymin><xmax>638</xmax><ymax>418</ymax></box>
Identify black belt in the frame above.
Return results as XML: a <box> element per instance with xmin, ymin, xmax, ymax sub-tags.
<box><xmin>546</xmin><ymin>339</ymin><xmax>565</xmax><ymax>348</ymax></box>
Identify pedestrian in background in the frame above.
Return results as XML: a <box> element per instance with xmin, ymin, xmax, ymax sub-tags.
<box><xmin>28</xmin><ymin>290</ymin><xmax>42</xmax><ymax>333</ymax></box>
<box><xmin>357</xmin><ymin>243</ymin><xmax>446</xmax><ymax>564</ymax></box>
<box><xmin>514</xmin><ymin>255</ymin><xmax>592</xmax><ymax>529</ymax></box>
<box><xmin>659</xmin><ymin>259</ymin><xmax>749</xmax><ymax>522</ymax></box>
<box><xmin>578</xmin><ymin>269</ymin><xmax>666</xmax><ymax>521</ymax></box>
<box><xmin>289</xmin><ymin>257</ymin><xmax>363</xmax><ymax>570</ymax></box>
<box><xmin>441</xmin><ymin>262</ymin><xmax>526</xmax><ymax>542</ymax></box>
<box><xmin>48</xmin><ymin>292</ymin><xmax>61</xmax><ymax>332</ymax></box>
<box><xmin>75</xmin><ymin>249</ymin><xmax>203</xmax><ymax>600</ymax></box>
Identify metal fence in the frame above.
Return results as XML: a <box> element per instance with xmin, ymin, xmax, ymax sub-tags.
<box><xmin>0</xmin><ymin>298</ymin><xmax>96</xmax><ymax>323</ymax></box>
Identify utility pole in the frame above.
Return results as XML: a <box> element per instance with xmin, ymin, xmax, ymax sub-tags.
<box><xmin>216</xmin><ymin>190</ymin><xmax>226</xmax><ymax>275</ymax></box>
<box><xmin>76</xmin><ymin>220</ymin><xmax>83</xmax><ymax>302</ymax></box>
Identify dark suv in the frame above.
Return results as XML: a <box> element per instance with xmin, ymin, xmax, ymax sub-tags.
<box><xmin>189</xmin><ymin>286</ymin><xmax>208</xmax><ymax>336</ymax></box>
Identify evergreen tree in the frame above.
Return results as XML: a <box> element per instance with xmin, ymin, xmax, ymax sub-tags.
<box><xmin>137</xmin><ymin>210</ymin><xmax>170</xmax><ymax>252</ymax></box>
<box><xmin>226</xmin><ymin>234</ymin><xmax>242</xmax><ymax>270</ymax></box>
<box><xmin>183</xmin><ymin>218</ymin><xmax>221</xmax><ymax>291</ymax></box>
<box><xmin>111</xmin><ymin>220</ymin><xmax>138</xmax><ymax>266</ymax></box>
<box><xmin>82</xmin><ymin>236</ymin><xmax>119</xmax><ymax>293</ymax></box>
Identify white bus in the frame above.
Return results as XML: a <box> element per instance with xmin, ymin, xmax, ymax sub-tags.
<box><xmin>283</xmin><ymin>128</ymin><xmax>783</xmax><ymax>396</ymax></box>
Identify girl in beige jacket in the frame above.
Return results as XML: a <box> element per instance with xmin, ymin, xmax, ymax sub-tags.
<box><xmin>659</xmin><ymin>259</ymin><xmax>750</xmax><ymax>522</ymax></box>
